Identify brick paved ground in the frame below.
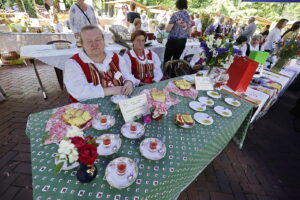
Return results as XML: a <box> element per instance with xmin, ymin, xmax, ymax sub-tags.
<box><xmin>0</xmin><ymin>63</ymin><xmax>299</xmax><ymax>200</ymax></box>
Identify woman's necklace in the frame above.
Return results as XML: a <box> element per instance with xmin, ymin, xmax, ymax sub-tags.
<box><xmin>135</xmin><ymin>50</ymin><xmax>146</xmax><ymax>61</ymax></box>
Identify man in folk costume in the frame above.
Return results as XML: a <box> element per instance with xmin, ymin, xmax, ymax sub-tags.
<box><xmin>64</xmin><ymin>25</ymin><xmax>135</xmax><ymax>102</ymax></box>
<box><xmin>123</xmin><ymin>30</ymin><xmax>163</xmax><ymax>86</ymax></box>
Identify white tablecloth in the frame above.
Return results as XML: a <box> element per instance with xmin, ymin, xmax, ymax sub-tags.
<box><xmin>20</xmin><ymin>40</ymin><xmax>202</xmax><ymax>70</ymax></box>
<box><xmin>0</xmin><ymin>32</ymin><xmax>76</xmax><ymax>53</ymax></box>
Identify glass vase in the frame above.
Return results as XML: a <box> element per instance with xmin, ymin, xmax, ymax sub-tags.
<box><xmin>271</xmin><ymin>57</ymin><xmax>289</xmax><ymax>73</ymax></box>
<box><xmin>76</xmin><ymin>163</ymin><xmax>97</xmax><ymax>183</ymax></box>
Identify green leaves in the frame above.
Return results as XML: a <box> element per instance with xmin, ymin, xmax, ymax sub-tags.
<box><xmin>54</xmin><ymin>161</ymin><xmax>64</xmax><ymax>174</ymax></box>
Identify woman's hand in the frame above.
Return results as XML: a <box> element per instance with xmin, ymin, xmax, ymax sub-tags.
<box><xmin>121</xmin><ymin>80</ymin><xmax>134</xmax><ymax>95</ymax></box>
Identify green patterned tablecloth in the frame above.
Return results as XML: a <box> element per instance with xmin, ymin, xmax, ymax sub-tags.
<box><xmin>26</xmin><ymin>79</ymin><xmax>253</xmax><ymax>200</ymax></box>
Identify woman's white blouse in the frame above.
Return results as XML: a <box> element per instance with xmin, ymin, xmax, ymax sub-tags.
<box><xmin>69</xmin><ymin>4</ymin><xmax>97</xmax><ymax>34</ymax></box>
<box><xmin>123</xmin><ymin>49</ymin><xmax>163</xmax><ymax>86</ymax></box>
<box><xmin>64</xmin><ymin>49</ymin><xmax>136</xmax><ymax>101</ymax></box>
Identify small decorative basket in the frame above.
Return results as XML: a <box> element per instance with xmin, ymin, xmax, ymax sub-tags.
<box><xmin>1</xmin><ymin>51</ymin><xmax>20</xmax><ymax>60</ymax></box>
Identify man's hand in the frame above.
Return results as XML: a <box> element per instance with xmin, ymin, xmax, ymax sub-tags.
<box><xmin>121</xmin><ymin>81</ymin><xmax>134</xmax><ymax>96</ymax></box>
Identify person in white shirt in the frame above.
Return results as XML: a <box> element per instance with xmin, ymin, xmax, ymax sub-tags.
<box><xmin>245</xmin><ymin>34</ymin><xmax>264</xmax><ymax>56</ymax></box>
<box><xmin>264</xmin><ymin>18</ymin><xmax>288</xmax><ymax>52</ymax></box>
<box><xmin>64</xmin><ymin>25</ymin><xmax>135</xmax><ymax>102</ymax></box>
<box><xmin>115</xmin><ymin>4</ymin><xmax>128</xmax><ymax>27</ymax></box>
<box><xmin>124</xmin><ymin>30</ymin><xmax>163</xmax><ymax>86</ymax></box>
<box><xmin>194</xmin><ymin>14</ymin><xmax>202</xmax><ymax>33</ymax></box>
<box><xmin>69</xmin><ymin>0</ymin><xmax>98</xmax><ymax>36</ymax></box>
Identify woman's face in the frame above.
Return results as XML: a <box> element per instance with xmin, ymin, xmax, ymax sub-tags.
<box><xmin>133</xmin><ymin>35</ymin><xmax>145</xmax><ymax>51</ymax></box>
<box><xmin>81</xmin><ymin>29</ymin><xmax>105</xmax><ymax>57</ymax></box>
<box><xmin>251</xmin><ymin>38</ymin><xmax>260</xmax><ymax>47</ymax></box>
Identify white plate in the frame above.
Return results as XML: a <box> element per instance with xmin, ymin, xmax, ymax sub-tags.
<box><xmin>224</xmin><ymin>97</ymin><xmax>241</xmax><ymax>107</ymax></box>
<box><xmin>193</xmin><ymin>112</ymin><xmax>214</xmax><ymax>125</ymax></box>
<box><xmin>214</xmin><ymin>106</ymin><xmax>232</xmax><ymax>117</ymax></box>
<box><xmin>110</xmin><ymin>95</ymin><xmax>129</xmax><ymax>104</ymax></box>
<box><xmin>105</xmin><ymin>157</ymin><xmax>138</xmax><ymax>189</ymax></box>
<box><xmin>189</xmin><ymin>101</ymin><xmax>206</xmax><ymax>112</ymax></box>
<box><xmin>96</xmin><ymin>134</ymin><xmax>122</xmax><ymax>156</ymax></box>
<box><xmin>92</xmin><ymin>114</ymin><xmax>115</xmax><ymax>130</ymax></box>
<box><xmin>198</xmin><ymin>96</ymin><xmax>215</xmax><ymax>106</ymax></box>
<box><xmin>121</xmin><ymin>122</ymin><xmax>145</xmax><ymax>139</ymax></box>
<box><xmin>139</xmin><ymin>138</ymin><xmax>166</xmax><ymax>160</ymax></box>
<box><xmin>207</xmin><ymin>91</ymin><xmax>222</xmax><ymax>99</ymax></box>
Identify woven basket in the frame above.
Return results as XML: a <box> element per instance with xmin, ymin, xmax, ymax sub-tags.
<box><xmin>1</xmin><ymin>51</ymin><xmax>20</xmax><ymax>60</ymax></box>
<box><xmin>109</xmin><ymin>27</ymin><xmax>132</xmax><ymax>50</ymax></box>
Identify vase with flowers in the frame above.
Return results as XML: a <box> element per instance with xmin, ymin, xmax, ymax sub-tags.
<box><xmin>198</xmin><ymin>35</ymin><xmax>242</xmax><ymax>74</ymax></box>
<box><xmin>271</xmin><ymin>35</ymin><xmax>300</xmax><ymax>73</ymax></box>
<box><xmin>54</xmin><ymin>135</ymin><xmax>99</xmax><ymax>183</ymax></box>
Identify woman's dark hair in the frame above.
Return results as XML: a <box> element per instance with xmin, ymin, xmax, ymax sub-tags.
<box><xmin>282</xmin><ymin>21</ymin><xmax>300</xmax><ymax>38</ymax></box>
<box><xmin>176</xmin><ymin>0</ymin><xmax>188</xmax><ymax>10</ymax></box>
<box><xmin>130</xmin><ymin>2</ymin><xmax>136</xmax><ymax>11</ymax></box>
<box><xmin>236</xmin><ymin>35</ymin><xmax>247</xmax><ymax>45</ymax></box>
<box><xmin>131</xmin><ymin>30</ymin><xmax>147</xmax><ymax>42</ymax></box>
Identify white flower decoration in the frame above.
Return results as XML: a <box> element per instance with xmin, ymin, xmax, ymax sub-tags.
<box><xmin>58</xmin><ymin>140</ymin><xmax>75</xmax><ymax>155</ymax></box>
<box><xmin>65</xmin><ymin>126</ymin><xmax>84</xmax><ymax>138</ymax></box>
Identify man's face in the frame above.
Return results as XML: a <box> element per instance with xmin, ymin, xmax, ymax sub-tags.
<box><xmin>81</xmin><ymin>29</ymin><xmax>105</xmax><ymax>57</ymax></box>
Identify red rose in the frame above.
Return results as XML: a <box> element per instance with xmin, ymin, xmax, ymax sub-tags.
<box><xmin>70</xmin><ymin>137</ymin><xmax>85</xmax><ymax>149</ymax></box>
<box><xmin>79</xmin><ymin>144</ymin><xmax>98</xmax><ymax>166</ymax></box>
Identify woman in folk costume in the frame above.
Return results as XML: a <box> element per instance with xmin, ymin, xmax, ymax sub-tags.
<box><xmin>64</xmin><ymin>25</ymin><xmax>135</xmax><ymax>102</ymax></box>
<box><xmin>123</xmin><ymin>30</ymin><xmax>163</xmax><ymax>86</ymax></box>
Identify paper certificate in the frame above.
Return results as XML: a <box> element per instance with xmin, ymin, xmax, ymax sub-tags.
<box><xmin>119</xmin><ymin>94</ymin><xmax>150</xmax><ymax>122</ymax></box>
<box><xmin>195</xmin><ymin>76</ymin><xmax>214</xmax><ymax>90</ymax></box>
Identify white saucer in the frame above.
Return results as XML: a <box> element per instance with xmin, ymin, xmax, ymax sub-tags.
<box><xmin>193</xmin><ymin>112</ymin><xmax>214</xmax><ymax>125</ymax></box>
<box><xmin>96</xmin><ymin>134</ymin><xmax>122</xmax><ymax>156</ymax></box>
<box><xmin>139</xmin><ymin>138</ymin><xmax>166</xmax><ymax>160</ymax></box>
<box><xmin>92</xmin><ymin>114</ymin><xmax>115</xmax><ymax>130</ymax></box>
<box><xmin>224</xmin><ymin>97</ymin><xmax>241</xmax><ymax>107</ymax></box>
<box><xmin>207</xmin><ymin>91</ymin><xmax>222</xmax><ymax>99</ymax></box>
<box><xmin>121</xmin><ymin>122</ymin><xmax>145</xmax><ymax>139</ymax></box>
<box><xmin>214</xmin><ymin>106</ymin><xmax>232</xmax><ymax>117</ymax></box>
<box><xmin>105</xmin><ymin>157</ymin><xmax>138</xmax><ymax>189</ymax></box>
<box><xmin>198</xmin><ymin>96</ymin><xmax>215</xmax><ymax>106</ymax></box>
<box><xmin>189</xmin><ymin>101</ymin><xmax>206</xmax><ymax>112</ymax></box>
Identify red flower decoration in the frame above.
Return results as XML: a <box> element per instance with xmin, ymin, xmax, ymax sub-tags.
<box><xmin>70</xmin><ymin>137</ymin><xmax>85</xmax><ymax>149</ymax></box>
<box><xmin>78</xmin><ymin>144</ymin><xmax>98</xmax><ymax>166</ymax></box>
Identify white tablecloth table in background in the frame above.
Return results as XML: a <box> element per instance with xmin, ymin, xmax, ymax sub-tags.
<box><xmin>0</xmin><ymin>32</ymin><xmax>76</xmax><ymax>53</ymax></box>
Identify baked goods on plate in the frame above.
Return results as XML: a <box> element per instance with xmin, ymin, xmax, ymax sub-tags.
<box><xmin>174</xmin><ymin>79</ymin><xmax>191</xmax><ymax>90</ymax></box>
<box><xmin>175</xmin><ymin>114</ymin><xmax>195</xmax><ymax>128</ymax></box>
<box><xmin>62</xmin><ymin>108</ymin><xmax>92</xmax><ymax>127</ymax></box>
<box><xmin>150</xmin><ymin>89</ymin><xmax>166</xmax><ymax>102</ymax></box>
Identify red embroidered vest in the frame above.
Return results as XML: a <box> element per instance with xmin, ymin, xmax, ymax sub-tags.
<box><xmin>68</xmin><ymin>53</ymin><xmax>123</xmax><ymax>102</ymax></box>
<box><xmin>127</xmin><ymin>50</ymin><xmax>154</xmax><ymax>84</ymax></box>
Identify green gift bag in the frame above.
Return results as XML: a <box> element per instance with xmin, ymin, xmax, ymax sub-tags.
<box><xmin>248</xmin><ymin>51</ymin><xmax>269</xmax><ymax>65</ymax></box>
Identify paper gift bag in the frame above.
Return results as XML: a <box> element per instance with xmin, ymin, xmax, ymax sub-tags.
<box><xmin>248</xmin><ymin>51</ymin><xmax>269</xmax><ymax>65</ymax></box>
<box><xmin>226</xmin><ymin>56</ymin><xmax>259</xmax><ymax>92</ymax></box>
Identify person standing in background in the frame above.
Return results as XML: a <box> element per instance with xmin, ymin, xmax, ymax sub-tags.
<box><xmin>194</xmin><ymin>14</ymin><xmax>202</xmax><ymax>33</ymax></box>
<box><xmin>69</xmin><ymin>0</ymin><xmax>98</xmax><ymax>37</ymax></box>
<box><xmin>264</xmin><ymin>18</ymin><xmax>288</xmax><ymax>52</ymax></box>
<box><xmin>164</xmin><ymin>0</ymin><xmax>191</xmax><ymax>64</ymax></box>
<box><xmin>116</xmin><ymin>4</ymin><xmax>128</xmax><ymax>27</ymax></box>
<box><xmin>127</xmin><ymin>2</ymin><xmax>141</xmax><ymax>31</ymax></box>
<box><xmin>240</xmin><ymin>17</ymin><xmax>256</xmax><ymax>42</ymax></box>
